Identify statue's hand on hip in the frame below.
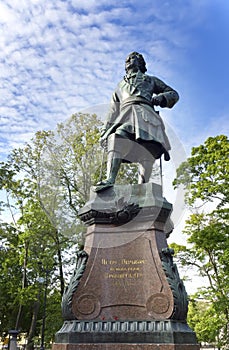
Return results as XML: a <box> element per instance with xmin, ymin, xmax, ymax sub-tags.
<box><xmin>152</xmin><ymin>94</ymin><xmax>167</xmax><ymax>107</ymax></box>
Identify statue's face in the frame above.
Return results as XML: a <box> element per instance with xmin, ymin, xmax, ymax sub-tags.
<box><xmin>125</xmin><ymin>53</ymin><xmax>140</xmax><ymax>72</ymax></box>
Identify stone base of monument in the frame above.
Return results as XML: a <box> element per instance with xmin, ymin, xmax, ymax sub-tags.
<box><xmin>53</xmin><ymin>346</ymin><xmax>199</xmax><ymax>350</ymax></box>
<box><xmin>53</xmin><ymin>345</ymin><xmax>199</xmax><ymax>350</ymax></box>
<box><xmin>53</xmin><ymin>320</ymin><xmax>199</xmax><ymax>349</ymax></box>
<box><xmin>52</xmin><ymin>184</ymin><xmax>199</xmax><ymax>350</ymax></box>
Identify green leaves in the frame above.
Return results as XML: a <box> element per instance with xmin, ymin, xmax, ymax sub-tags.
<box><xmin>173</xmin><ymin>135</ymin><xmax>229</xmax><ymax>347</ymax></box>
<box><xmin>188</xmin><ymin>301</ymin><xmax>227</xmax><ymax>346</ymax></box>
<box><xmin>0</xmin><ymin>113</ymin><xmax>104</xmax><ymax>344</ymax></box>
<box><xmin>173</xmin><ymin>135</ymin><xmax>229</xmax><ymax>207</ymax></box>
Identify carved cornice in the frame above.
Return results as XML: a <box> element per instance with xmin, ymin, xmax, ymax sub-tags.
<box><xmin>55</xmin><ymin>319</ymin><xmax>198</xmax><ymax>344</ymax></box>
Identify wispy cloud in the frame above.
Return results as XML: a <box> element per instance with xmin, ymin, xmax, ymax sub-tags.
<box><xmin>0</xmin><ymin>0</ymin><xmax>228</xmax><ymax>159</ymax></box>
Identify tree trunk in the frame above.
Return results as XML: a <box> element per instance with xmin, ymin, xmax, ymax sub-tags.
<box><xmin>54</xmin><ymin>229</ymin><xmax>65</xmax><ymax>296</ymax></box>
<box><xmin>15</xmin><ymin>241</ymin><xmax>29</xmax><ymax>330</ymax></box>
<box><xmin>26</xmin><ymin>299</ymin><xmax>40</xmax><ymax>350</ymax></box>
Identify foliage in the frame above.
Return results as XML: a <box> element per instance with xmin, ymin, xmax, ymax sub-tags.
<box><xmin>116</xmin><ymin>161</ymin><xmax>161</xmax><ymax>185</ymax></box>
<box><xmin>0</xmin><ymin>224</ymin><xmax>23</xmax><ymax>337</ymax></box>
<box><xmin>38</xmin><ymin>290</ymin><xmax>63</xmax><ymax>346</ymax></box>
<box><xmin>172</xmin><ymin>135</ymin><xmax>229</xmax><ymax>348</ymax></box>
<box><xmin>37</xmin><ymin>113</ymin><xmax>103</xmax><ymax>234</ymax></box>
<box><xmin>188</xmin><ymin>300</ymin><xmax>227</xmax><ymax>348</ymax></box>
<box><xmin>173</xmin><ymin>135</ymin><xmax>229</xmax><ymax>208</ymax></box>
<box><xmin>0</xmin><ymin>113</ymin><xmax>103</xmax><ymax>347</ymax></box>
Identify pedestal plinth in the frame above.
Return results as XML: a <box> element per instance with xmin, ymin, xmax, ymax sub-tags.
<box><xmin>53</xmin><ymin>184</ymin><xmax>199</xmax><ymax>350</ymax></box>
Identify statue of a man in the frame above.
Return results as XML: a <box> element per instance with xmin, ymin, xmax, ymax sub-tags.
<box><xmin>96</xmin><ymin>52</ymin><xmax>179</xmax><ymax>191</ymax></box>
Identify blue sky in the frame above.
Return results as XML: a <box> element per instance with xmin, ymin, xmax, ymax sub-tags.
<box><xmin>1</xmin><ymin>0</ymin><xmax>229</xmax><ymax>160</ymax></box>
<box><xmin>1</xmin><ymin>0</ymin><xmax>228</xmax><ymax>292</ymax></box>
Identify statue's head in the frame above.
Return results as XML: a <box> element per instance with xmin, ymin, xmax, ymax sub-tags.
<box><xmin>125</xmin><ymin>52</ymin><xmax>147</xmax><ymax>73</ymax></box>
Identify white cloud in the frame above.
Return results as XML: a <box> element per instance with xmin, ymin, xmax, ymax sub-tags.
<box><xmin>0</xmin><ymin>0</ymin><xmax>228</xmax><ymax>162</ymax></box>
<box><xmin>0</xmin><ymin>0</ymin><xmax>227</xmax><ymax>296</ymax></box>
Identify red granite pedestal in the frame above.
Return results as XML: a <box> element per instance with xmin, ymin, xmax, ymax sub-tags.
<box><xmin>52</xmin><ymin>184</ymin><xmax>200</xmax><ymax>350</ymax></box>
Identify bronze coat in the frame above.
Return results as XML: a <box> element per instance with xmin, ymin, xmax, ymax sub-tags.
<box><xmin>102</xmin><ymin>71</ymin><xmax>179</xmax><ymax>159</ymax></box>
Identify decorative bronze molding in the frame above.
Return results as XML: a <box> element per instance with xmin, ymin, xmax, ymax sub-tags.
<box><xmin>79</xmin><ymin>197</ymin><xmax>140</xmax><ymax>225</ymax></box>
<box><xmin>62</xmin><ymin>250</ymin><xmax>88</xmax><ymax>320</ymax></box>
<box><xmin>160</xmin><ymin>248</ymin><xmax>188</xmax><ymax>320</ymax></box>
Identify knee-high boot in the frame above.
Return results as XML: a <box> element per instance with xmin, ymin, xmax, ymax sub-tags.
<box><xmin>106</xmin><ymin>151</ymin><xmax>122</xmax><ymax>184</ymax></box>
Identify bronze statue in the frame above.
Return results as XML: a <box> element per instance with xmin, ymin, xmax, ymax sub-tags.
<box><xmin>95</xmin><ymin>52</ymin><xmax>179</xmax><ymax>191</ymax></box>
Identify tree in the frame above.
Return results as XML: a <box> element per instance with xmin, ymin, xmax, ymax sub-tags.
<box><xmin>188</xmin><ymin>300</ymin><xmax>226</xmax><ymax>348</ymax></box>
<box><xmin>0</xmin><ymin>200</ymin><xmax>64</xmax><ymax>348</ymax></box>
<box><xmin>37</xmin><ymin>113</ymin><xmax>104</xmax><ymax>229</ymax></box>
<box><xmin>172</xmin><ymin>135</ymin><xmax>229</xmax><ymax>348</ymax></box>
<box><xmin>173</xmin><ymin>135</ymin><xmax>229</xmax><ymax>208</ymax></box>
<box><xmin>0</xmin><ymin>113</ymin><xmax>104</xmax><ymax>347</ymax></box>
<box><xmin>0</xmin><ymin>224</ymin><xmax>24</xmax><ymax>337</ymax></box>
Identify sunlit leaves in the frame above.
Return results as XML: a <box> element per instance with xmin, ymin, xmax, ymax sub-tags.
<box><xmin>172</xmin><ymin>135</ymin><xmax>229</xmax><ymax>347</ymax></box>
<box><xmin>173</xmin><ymin>135</ymin><xmax>229</xmax><ymax>207</ymax></box>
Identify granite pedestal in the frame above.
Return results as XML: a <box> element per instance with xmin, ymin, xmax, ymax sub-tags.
<box><xmin>52</xmin><ymin>184</ymin><xmax>199</xmax><ymax>350</ymax></box>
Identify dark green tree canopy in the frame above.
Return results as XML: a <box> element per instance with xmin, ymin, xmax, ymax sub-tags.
<box><xmin>172</xmin><ymin>134</ymin><xmax>229</xmax><ymax>348</ymax></box>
